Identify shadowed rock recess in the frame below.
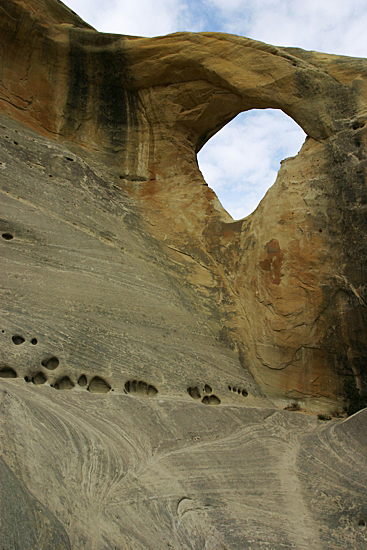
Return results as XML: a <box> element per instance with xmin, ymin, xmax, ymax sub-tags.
<box><xmin>1</xmin><ymin>1</ymin><xmax>366</xmax><ymax>548</ymax></box>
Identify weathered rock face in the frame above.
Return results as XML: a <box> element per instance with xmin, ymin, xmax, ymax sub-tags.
<box><xmin>1</xmin><ymin>1</ymin><xmax>367</xmax><ymax>548</ymax></box>
<box><xmin>2</xmin><ymin>0</ymin><xmax>366</xmax><ymax>409</ymax></box>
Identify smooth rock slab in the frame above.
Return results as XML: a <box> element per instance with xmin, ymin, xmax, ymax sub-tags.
<box><xmin>0</xmin><ymin>380</ymin><xmax>366</xmax><ymax>549</ymax></box>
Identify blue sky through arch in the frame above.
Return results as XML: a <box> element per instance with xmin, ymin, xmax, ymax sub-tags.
<box><xmin>197</xmin><ymin>110</ymin><xmax>306</xmax><ymax>219</ymax></box>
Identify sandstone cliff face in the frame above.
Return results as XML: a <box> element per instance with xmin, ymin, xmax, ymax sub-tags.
<box><xmin>2</xmin><ymin>0</ymin><xmax>366</xmax><ymax>409</ymax></box>
<box><xmin>1</xmin><ymin>1</ymin><xmax>367</xmax><ymax>548</ymax></box>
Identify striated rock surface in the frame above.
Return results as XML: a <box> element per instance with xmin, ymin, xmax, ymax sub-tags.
<box><xmin>1</xmin><ymin>1</ymin><xmax>367</xmax><ymax>548</ymax></box>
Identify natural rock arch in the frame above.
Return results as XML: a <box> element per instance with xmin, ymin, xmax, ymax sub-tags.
<box><xmin>1</xmin><ymin>0</ymin><xmax>366</xmax><ymax>406</ymax></box>
<box><xmin>2</xmin><ymin>3</ymin><xmax>367</xmax><ymax>549</ymax></box>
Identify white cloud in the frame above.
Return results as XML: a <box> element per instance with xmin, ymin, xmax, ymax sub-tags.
<box><xmin>62</xmin><ymin>0</ymin><xmax>365</xmax><ymax>218</ymax></box>
<box><xmin>206</xmin><ymin>0</ymin><xmax>367</xmax><ymax>58</ymax></box>
<box><xmin>64</xmin><ymin>0</ymin><xmax>186</xmax><ymax>36</ymax></box>
<box><xmin>336</xmin><ymin>14</ymin><xmax>367</xmax><ymax>57</ymax></box>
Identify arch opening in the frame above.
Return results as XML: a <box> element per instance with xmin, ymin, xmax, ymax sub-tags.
<box><xmin>197</xmin><ymin>109</ymin><xmax>306</xmax><ymax>220</ymax></box>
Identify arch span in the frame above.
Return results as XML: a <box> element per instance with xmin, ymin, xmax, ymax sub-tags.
<box><xmin>2</xmin><ymin>0</ymin><xmax>367</xmax><ymax>405</ymax></box>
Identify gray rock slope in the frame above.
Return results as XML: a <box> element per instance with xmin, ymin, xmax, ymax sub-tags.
<box><xmin>1</xmin><ymin>114</ymin><xmax>367</xmax><ymax>548</ymax></box>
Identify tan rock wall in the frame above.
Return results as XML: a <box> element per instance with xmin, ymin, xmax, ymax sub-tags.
<box><xmin>2</xmin><ymin>3</ymin><xmax>367</xmax><ymax>548</ymax></box>
<box><xmin>1</xmin><ymin>0</ymin><xmax>367</xmax><ymax>408</ymax></box>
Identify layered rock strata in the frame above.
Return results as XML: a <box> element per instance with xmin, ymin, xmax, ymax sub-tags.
<box><xmin>1</xmin><ymin>1</ymin><xmax>367</xmax><ymax>548</ymax></box>
<box><xmin>2</xmin><ymin>0</ymin><xmax>366</xmax><ymax>408</ymax></box>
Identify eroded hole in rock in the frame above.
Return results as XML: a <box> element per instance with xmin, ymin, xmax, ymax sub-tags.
<box><xmin>65</xmin><ymin>157</ymin><xmax>74</xmax><ymax>161</ymax></box>
<box><xmin>55</xmin><ymin>376</ymin><xmax>74</xmax><ymax>390</ymax></box>
<box><xmin>147</xmin><ymin>384</ymin><xmax>158</xmax><ymax>396</ymax></box>
<box><xmin>24</xmin><ymin>376</ymin><xmax>29</xmax><ymax>382</ymax></box>
<box><xmin>352</xmin><ymin>121</ymin><xmax>365</xmax><ymax>130</ymax></box>
<box><xmin>32</xmin><ymin>372</ymin><xmax>47</xmax><ymax>385</ymax></box>
<box><xmin>284</xmin><ymin>402</ymin><xmax>301</xmax><ymax>411</ymax></box>
<box><xmin>125</xmin><ymin>379</ymin><xmax>157</xmax><ymax>397</ymax></box>
<box><xmin>12</xmin><ymin>335</ymin><xmax>25</xmax><ymax>345</ymax></box>
<box><xmin>202</xmin><ymin>395</ymin><xmax>221</xmax><ymax>406</ymax></box>
<box><xmin>88</xmin><ymin>376</ymin><xmax>111</xmax><ymax>393</ymax></box>
<box><xmin>197</xmin><ymin>109</ymin><xmax>305</xmax><ymax>219</ymax></box>
<box><xmin>187</xmin><ymin>386</ymin><xmax>201</xmax><ymax>400</ymax></box>
<box><xmin>0</xmin><ymin>367</ymin><xmax>17</xmax><ymax>378</ymax></box>
<box><xmin>78</xmin><ymin>375</ymin><xmax>87</xmax><ymax>387</ymax></box>
<box><xmin>317</xmin><ymin>414</ymin><xmax>331</xmax><ymax>421</ymax></box>
<box><xmin>204</xmin><ymin>384</ymin><xmax>212</xmax><ymax>394</ymax></box>
<box><xmin>229</xmin><ymin>384</ymin><xmax>248</xmax><ymax>397</ymax></box>
<box><xmin>137</xmin><ymin>381</ymin><xmax>148</xmax><ymax>394</ymax></box>
<box><xmin>30</xmin><ymin>338</ymin><xmax>38</xmax><ymax>345</ymax></box>
<box><xmin>358</xmin><ymin>519</ymin><xmax>366</xmax><ymax>526</ymax></box>
<box><xmin>2</xmin><ymin>233</ymin><xmax>13</xmax><ymax>240</ymax></box>
<box><xmin>41</xmin><ymin>356</ymin><xmax>59</xmax><ymax>370</ymax></box>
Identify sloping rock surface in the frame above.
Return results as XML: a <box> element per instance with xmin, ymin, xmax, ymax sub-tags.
<box><xmin>1</xmin><ymin>379</ymin><xmax>367</xmax><ymax>549</ymax></box>
<box><xmin>2</xmin><ymin>0</ymin><xmax>367</xmax><ymax>407</ymax></box>
<box><xmin>1</xmin><ymin>1</ymin><xmax>367</xmax><ymax>548</ymax></box>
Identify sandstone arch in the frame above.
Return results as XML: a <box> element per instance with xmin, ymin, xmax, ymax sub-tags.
<box><xmin>1</xmin><ymin>0</ymin><xmax>366</xmax><ymax>407</ymax></box>
<box><xmin>2</xmin><ymin>2</ymin><xmax>367</xmax><ymax>549</ymax></box>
